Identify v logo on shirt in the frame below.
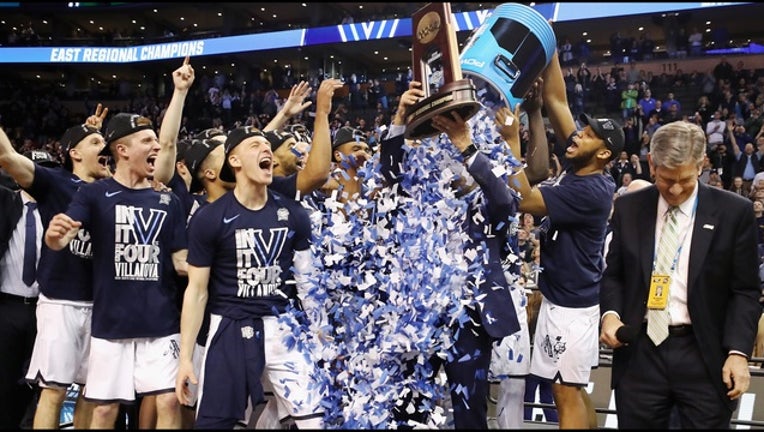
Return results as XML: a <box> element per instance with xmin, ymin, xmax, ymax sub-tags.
<box><xmin>115</xmin><ymin>205</ymin><xmax>168</xmax><ymax>245</ymax></box>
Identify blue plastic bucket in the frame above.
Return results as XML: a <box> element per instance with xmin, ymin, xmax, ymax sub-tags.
<box><xmin>460</xmin><ymin>3</ymin><xmax>557</xmax><ymax>109</ymax></box>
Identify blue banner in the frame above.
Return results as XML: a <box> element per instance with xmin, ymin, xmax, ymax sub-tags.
<box><xmin>0</xmin><ymin>2</ymin><xmax>751</xmax><ymax>64</ymax></box>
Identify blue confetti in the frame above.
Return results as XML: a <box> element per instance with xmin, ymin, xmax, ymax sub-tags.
<box><xmin>280</xmin><ymin>106</ymin><xmax>526</xmax><ymax>428</ymax></box>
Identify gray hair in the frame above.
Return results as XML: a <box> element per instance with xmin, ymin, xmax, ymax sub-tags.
<box><xmin>649</xmin><ymin>121</ymin><xmax>706</xmax><ymax>169</ymax></box>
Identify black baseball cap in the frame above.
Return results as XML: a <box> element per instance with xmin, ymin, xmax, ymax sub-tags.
<box><xmin>60</xmin><ymin>124</ymin><xmax>102</xmax><ymax>170</ymax></box>
<box><xmin>102</xmin><ymin>113</ymin><xmax>154</xmax><ymax>155</ymax></box>
<box><xmin>184</xmin><ymin>138</ymin><xmax>223</xmax><ymax>193</ymax></box>
<box><xmin>332</xmin><ymin>126</ymin><xmax>366</xmax><ymax>151</ymax></box>
<box><xmin>219</xmin><ymin>126</ymin><xmax>267</xmax><ymax>183</ymax></box>
<box><xmin>579</xmin><ymin>114</ymin><xmax>625</xmax><ymax>161</ymax></box>
<box><xmin>264</xmin><ymin>130</ymin><xmax>295</xmax><ymax>152</ymax></box>
<box><xmin>194</xmin><ymin>128</ymin><xmax>226</xmax><ymax>141</ymax></box>
<box><xmin>23</xmin><ymin>149</ymin><xmax>60</xmax><ymax>168</ymax></box>
<box><xmin>287</xmin><ymin>124</ymin><xmax>312</xmax><ymax>143</ymax></box>
<box><xmin>176</xmin><ymin>138</ymin><xmax>193</xmax><ymax>163</ymax></box>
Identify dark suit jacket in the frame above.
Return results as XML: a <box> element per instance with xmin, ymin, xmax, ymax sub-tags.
<box><xmin>734</xmin><ymin>152</ymin><xmax>762</xmax><ymax>180</ymax></box>
<box><xmin>0</xmin><ymin>185</ymin><xmax>23</xmax><ymax>283</ymax></box>
<box><xmin>601</xmin><ymin>182</ymin><xmax>761</xmax><ymax>409</ymax></box>
<box><xmin>380</xmin><ymin>133</ymin><xmax>521</xmax><ymax>339</ymax></box>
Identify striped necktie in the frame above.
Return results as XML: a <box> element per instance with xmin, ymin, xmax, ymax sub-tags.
<box><xmin>647</xmin><ymin>206</ymin><xmax>679</xmax><ymax>346</ymax></box>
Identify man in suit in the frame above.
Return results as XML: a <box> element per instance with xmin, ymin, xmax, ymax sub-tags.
<box><xmin>600</xmin><ymin>120</ymin><xmax>761</xmax><ymax>428</ymax></box>
<box><xmin>380</xmin><ymin>81</ymin><xmax>522</xmax><ymax>429</ymax></box>
<box><xmin>0</xmin><ymin>158</ymin><xmax>44</xmax><ymax>429</ymax></box>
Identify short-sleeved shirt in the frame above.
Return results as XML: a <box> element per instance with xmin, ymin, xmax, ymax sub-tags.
<box><xmin>537</xmin><ymin>134</ymin><xmax>615</xmax><ymax>308</ymax></box>
<box><xmin>186</xmin><ymin>190</ymin><xmax>311</xmax><ymax>320</ymax></box>
<box><xmin>65</xmin><ymin>177</ymin><xmax>187</xmax><ymax>339</ymax></box>
<box><xmin>27</xmin><ymin>166</ymin><xmax>94</xmax><ymax>301</ymax></box>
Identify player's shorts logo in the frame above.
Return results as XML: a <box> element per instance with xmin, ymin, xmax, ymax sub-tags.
<box><xmin>241</xmin><ymin>326</ymin><xmax>254</xmax><ymax>339</ymax></box>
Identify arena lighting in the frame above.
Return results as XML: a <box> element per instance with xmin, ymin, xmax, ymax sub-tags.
<box><xmin>0</xmin><ymin>1</ymin><xmax>753</xmax><ymax>64</ymax></box>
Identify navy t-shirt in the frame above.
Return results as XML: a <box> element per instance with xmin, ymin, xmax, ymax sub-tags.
<box><xmin>27</xmin><ymin>166</ymin><xmax>94</xmax><ymax>301</ymax></box>
<box><xmin>65</xmin><ymin>177</ymin><xmax>187</xmax><ymax>339</ymax></box>
<box><xmin>537</xmin><ymin>135</ymin><xmax>616</xmax><ymax>308</ymax></box>
<box><xmin>167</xmin><ymin>172</ymin><xmax>197</xmax><ymax>219</ymax></box>
<box><xmin>186</xmin><ymin>190</ymin><xmax>311</xmax><ymax>320</ymax></box>
<box><xmin>271</xmin><ymin>173</ymin><xmax>298</xmax><ymax>200</ymax></box>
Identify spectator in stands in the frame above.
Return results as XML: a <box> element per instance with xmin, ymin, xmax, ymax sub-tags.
<box><xmin>713</xmin><ymin>56</ymin><xmax>735</xmax><ymax>84</ymax></box>
<box><xmin>605</xmin><ymin>75</ymin><xmax>620</xmax><ymax>114</ymax></box>
<box><xmin>710</xmin><ymin>142</ymin><xmax>734</xmax><ymax>189</ymax></box>
<box><xmin>571</xmin><ymin>83</ymin><xmax>585</xmax><ymax>118</ymax></box>
<box><xmin>642</xmin><ymin>115</ymin><xmax>660</xmax><ymax>139</ymax></box>
<box><xmin>639</xmin><ymin>32</ymin><xmax>656</xmax><ymax>61</ymax></box>
<box><xmin>622</xmin><ymin>116</ymin><xmax>640</xmax><ymax>156</ymax></box>
<box><xmin>638</xmin><ymin>131</ymin><xmax>651</xmax><ymax>164</ymax></box>
<box><xmin>662</xmin><ymin>92</ymin><xmax>681</xmax><ymax>114</ymax></box>
<box><xmin>706</xmin><ymin>110</ymin><xmax>727</xmax><ymax>153</ymax></box>
<box><xmin>701</xmin><ymin>71</ymin><xmax>717</xmax><ymax>98</ymax></box>
<box><xmin>611</xmin><ymin>150</ymin><xmax>634</xmax><ymax>188</ymax></box>
<box><xmin>663</xmin><ymin>104</ymin><xmax>683</xmax><ymax>125</ymax></box>
<box><xmin>638</xmin><ymin>89</ymin><xmax>657</xmax><ymax>124</ymax></box>
<box><xmin>732</xmin><ymin>122</ymin><xmax>755</xmax><ymax>154</ymax></box>
<box><xmin>688</xmin><ymin>27</ymin><xmax>704</xmax><ymax>57</ymax></box>
<box><xmin>621</xmin><ymin>83</ymin><xmax>638</xmax><ymax>122</ymax></box>
<box><xmin>728</xmin><ymin>120</ymin><xmax>762</xmax><ymax>194</ymax></box>
<box><xmin>695</xmin><ymin>95</ymin><xmax>714</xmax><ymax>127</ymax></box>
<box><xmin>730</xmin><ymin>176</ymin><xmax>749</xmax><ymax>197</ymax></box>
<box><xmin>699</xmin><ymin>154</ymin><xmax>714</xmax><ymax>184</ymax></box>
<box><xmin>560</xmin><ymin>38</ymin><xmax>575</xmax><ymax>66</ymax></box>
<box><xmin>575</xmin><ymin>38</ymin><xmax>592</xmax><ymax>65</ymax></box>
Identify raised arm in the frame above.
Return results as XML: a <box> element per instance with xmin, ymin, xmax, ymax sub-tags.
<box><xmin>380</xmin><ymin>80</ymin><xmax>425</xmax><ymax>186</ymax></box>
<box><xmin>155</xmin><ymin>56</ymin><xmax>195</xmax><ymax>185</ymax></box>
<box><xmin>496</xmin><ymin>104</ymin><xmax>548</xmax><ymax>216</ymax></box>
<box><xmin>519</xmin><ymin>78</ymin><xmax>550</xmax><ymax>186</ymax></box>
<box><xmin>728</xmin><ymin>120</ymin><xmax>741</xmax><ymax>159</ymax></box>
<box><xmin>263</xmin><ymin>81</ymin><xmax>313</xmax><ymax>132</ymax></box>
<box><xmin>540</xmin><ymin>51</ymin><xmax>577</xmax><ymax>147</ymax></box>
<box><xmin>431</xmin><ymin>110</ymin><xmax>519</xmax><ymax>223</ymax></box>
<box><xmin>85</xmin><ymin>103</ymin><xmax>109</xmax><ymax>131</ymax></box>
<box><xmin>0</xmin><ymin>125</ymin><xmax>34</xmax><ymax>189</ymax></box>
<box><xmin>294</xmin><ymin>79</ymin><xmax>343</xmax><ymax>195</ymax></box>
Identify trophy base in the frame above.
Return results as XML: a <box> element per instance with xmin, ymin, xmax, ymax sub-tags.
<box><xmin>404</xmin><ymin>79</ymin><xmax>482</xmax><ymax>140</ymax></box>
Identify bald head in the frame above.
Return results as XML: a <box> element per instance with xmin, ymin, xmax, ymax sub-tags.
<box><xmin>625</xmin><ymin>179</ymin><xmax>652</xmax><ymax>194</ymax></box>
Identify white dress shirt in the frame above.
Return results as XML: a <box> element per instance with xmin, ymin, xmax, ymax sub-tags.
<box><xmin>649</xmin><ymin>183</ymin><xmax>699</xmax><ymax>326</ymax></box>
<box><xmin>0</xmin><ymin>193</ymin><xmax>41</xmax><ymax>298</ymax></box>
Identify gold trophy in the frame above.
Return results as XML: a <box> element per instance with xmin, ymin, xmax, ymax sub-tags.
<box><xmin>405</xmin><ymin>2</ymin><xmax>481</xmax><ymax>140</ymax></box>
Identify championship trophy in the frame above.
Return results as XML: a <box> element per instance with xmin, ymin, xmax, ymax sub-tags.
<box><xmin>404</xmin><ymin>3</ymin><xmax>481</xmax><ymax>140</ymax></box>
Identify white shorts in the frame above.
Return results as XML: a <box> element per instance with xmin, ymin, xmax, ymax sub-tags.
<box><xmin>25</xmin><ymin>295</ymin><xmax>92</xmax><ymax>388</ymax></box>
<box><xmin>489</xmin><ymin>284</ymin><xmax>530</xmax><ymax>379</ymax></box>
<box><xmin>529</xmin><ymin>295</ymin><xmax>599</xmax><ymax>386</ymax></box>
<box><xmin>198</xmin><ymin>314</ymin><xmax>323</xmax><ymax>426</ymax></box>
<box><xmin>83</xmin><ymin>334</ymin><xmax>180</xmax><ymax>403</ymax></box>
<box><xmin>184</xmin><ymin>342</ymin><xmax>206</xmax><ymax>407</ymax></box>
